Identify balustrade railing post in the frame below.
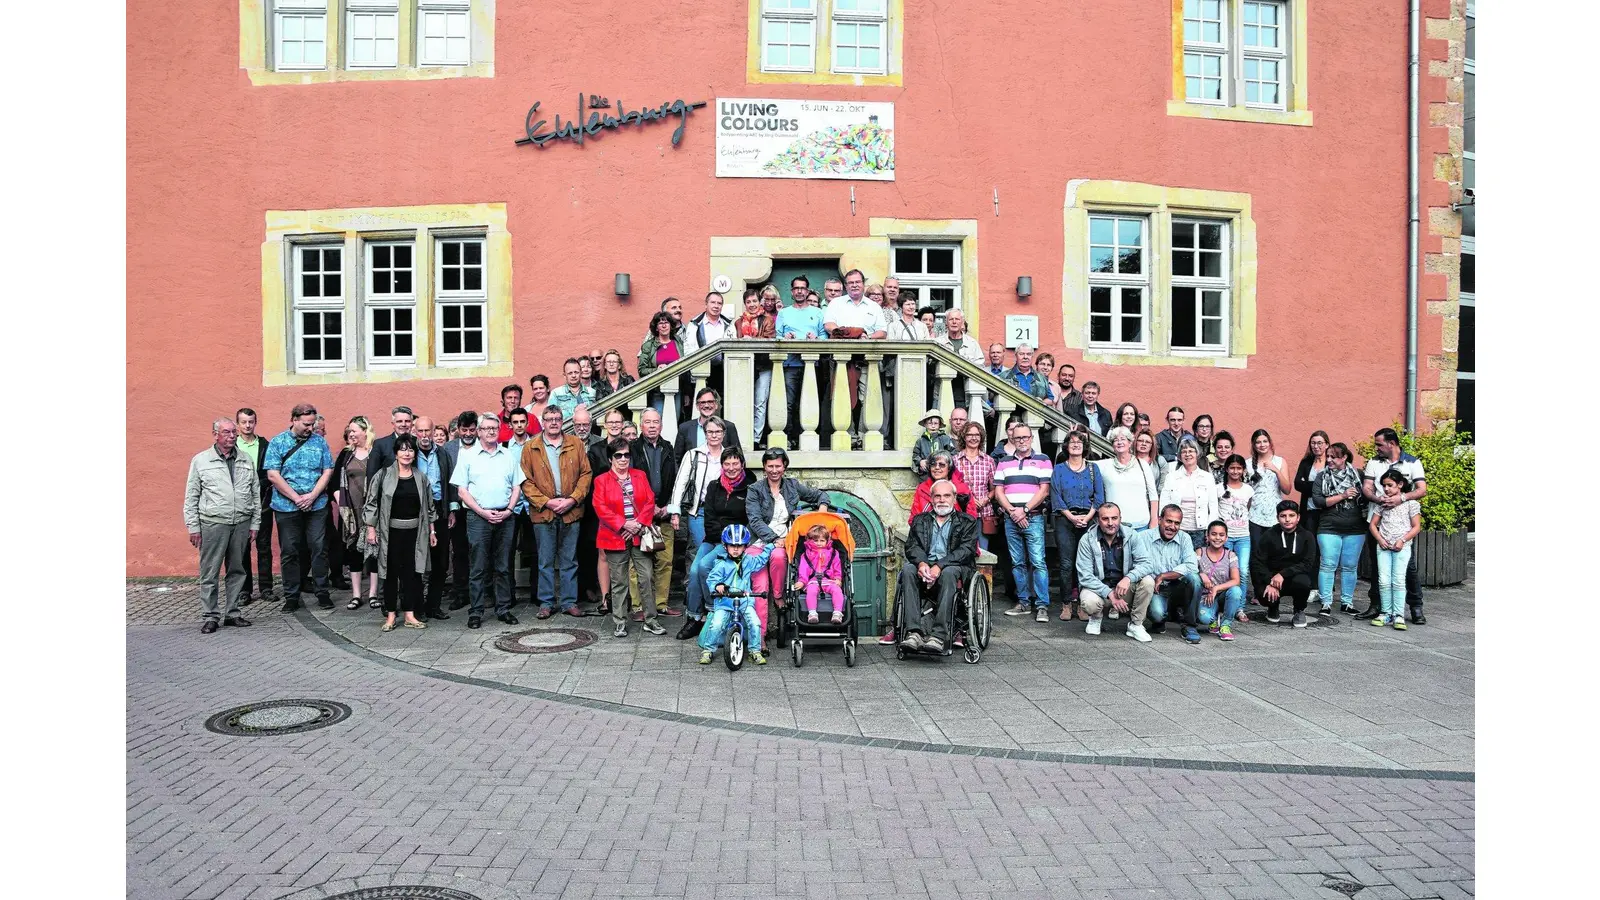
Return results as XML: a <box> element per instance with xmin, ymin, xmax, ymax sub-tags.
<box><xmin>766</xmin><ymin>356</ymin><xmax>789</xmax><ymax>450</ymax></box>
<box><xmin>966</xmin><ymin>379</ymin><xmax>986</xmax><ymax>433</ymax></box>
<box><xmin>799</xmin><ymin>353</ymin><xmax>822</xmax><ymax>452</ymax></box>
<box><xmin>862</xmin><ymin>353</ymin><xmax>885</xmax><ymax>452</ymax></box>
<box><xmin>894</xmin><ymin>350</ymin><xmax>927</xmax><ymax>451</ymax></box>
<box><xmin>935</xmin><ymin>358</ymin><xmax>956</xmax><ymax>416</ymax></box>
<box><xmin>723</xmin><ymin>349</ymin><xmax>755</xmax><ymax>453</ymax></box>
<box><xmin>829</xmin><ymin>356</ymin><xmax>853</xmax><ymax>451</ymax></box>
<box><xmin>660</xmin><ymin>380</ymin><xmax>681</xmax><ymax>435</ymax></box>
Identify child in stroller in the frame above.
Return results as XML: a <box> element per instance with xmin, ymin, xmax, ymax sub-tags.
<box><xmin>794</xmin><ymin>523</ymin><xmax>847</xmax><ymax>625</ymax></box>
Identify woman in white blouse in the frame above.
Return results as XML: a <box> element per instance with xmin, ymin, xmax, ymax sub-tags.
<box><xmin>885</xmin><ymin>292</ymin><xmax>929</xmax><ymax>341</ymax></box>
<box><xmin>1159</xmin><ymin>437</ymin><xmax>1220</xmax><ymax>548</ymax></box>
<box><xmin>1245</xmin><ymin>428</ymin><xmax>1294</xmax><ymax>548</ymax></box>
<box><xmin>1094</xmin><ymin>426</ymin><xmax>1159</xmax><ymax>531</ymax></box>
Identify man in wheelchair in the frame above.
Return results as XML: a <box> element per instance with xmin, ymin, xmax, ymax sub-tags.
<box><xmin>897</xmin><ymin>480</ymin><xmax>979</xmax><ymax>653</ymax></box>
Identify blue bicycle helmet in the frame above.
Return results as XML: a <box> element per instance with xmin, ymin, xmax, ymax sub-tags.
<box><xmin>720</xmin><ymin>524</ymin><xmax>752</xmax><ymax>546</ymax></box>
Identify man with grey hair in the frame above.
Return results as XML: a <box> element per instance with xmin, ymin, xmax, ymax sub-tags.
<box><xmin>937</xmin><ymin>309</ymin><xmax>985</xmax><ymax>365</ymax></box>
<box><xmin>1003</xmin><ymin>343</ymin><xmax>1051</xmax><ymax>401</ymax></box>
<box><xmin>450</xmin><ymin>412</ymin><xmax>524</xmax><ymax>629</ymax></box>
<box><xmin>366</xmin><ymin>405</ymin><xmax>415</xmax><ymax>477</ymax></box>
<box><xmin>263</xmin><ymin>403</ymin><xmax>335</xmax><ymax>612</ymax></box>
<box><xmin>185</xmin><ymin>417</ymin><xmax>262</xmax><ymax>633</ymax></box>
<box><xmin>897</xmin><ymin>480</ymin><xmax>978</xmax><ymax>654</ymax></box>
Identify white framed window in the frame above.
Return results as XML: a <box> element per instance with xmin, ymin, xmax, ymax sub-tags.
<box><xmin>831</xmin><ymin>0</ymin><xmax>888</xmax><ymax>75</ymax></box>
<box><xmin>347</xmin><ymin>0</ymin><xmax>400</xmax><ymax>69</ymax></box>
<box><xmin>890</xmin><ymin>243</ymin><xmax>963</xmax><ymax>315</ymax></box>
<box><xmin>762</xmin><ymin>0</ymin><xmax>817</xmax><ymax>73</ymax></box>
<box><xmin>418</xmin><ymin>0</ymin><xmax>472</xmax><ymax>67</ymax></box>
<box><xmin>1087</xmin><ymin>215</ymin><xmax>1149</xmax><ymax>351</ymax></box>
<box><xmin>274</xmin><ymin>0</ymin><xmax>329</xmax><ymax>72</ymax></box>
<box><xmin>1169</xmin><ymin>219</ymin><xmax>1230</xmax><ymax>353</ymax></box>
<box><xmin>1240</xmin><ymin>1</ymin><xmax>1286</xmax><ymax>109</ymax></box>
<box><xmin>1182</xmin><ymin>0</ymin><xmax>1227</xmax><ymax>104</ymax></box>
<box><xmin>435</xmin><ymin>236</ymin><xmax>487</xmax><ymax>364</ymax></box>
<box><xmin>364</xmin><ymin>241</ymin><xmax>416</xmax><ymax>366</ymax></box>
<box><xmin>293</xmin><ymin>243</ymin><xmax>345</xmax><ymax>371</ymax></box>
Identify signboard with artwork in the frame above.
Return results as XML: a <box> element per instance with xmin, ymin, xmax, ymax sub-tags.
<box><xmin>715</xmin><ymin>98</ymin><xmax>895</xmax><ymax>180</ymax></box>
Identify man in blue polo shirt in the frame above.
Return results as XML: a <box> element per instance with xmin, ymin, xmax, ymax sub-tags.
<box><xmin>451</xmin><ymin>412</ymin><xmax>526</xmax><ymax>629</ymax></box>
<box><xmin>994</xmin><ymin>420</ymin><xmax>1054</xmax><ymax>622</ymax></box>
<box><xmin>775</xmin><ymin>275</ymin><xmax>826</xmax><ymax>443</ymax></box>
<box><xmin>263</xmin><ymin>403</ymin><xmax>335</xmax><ymax>612</ymax></box>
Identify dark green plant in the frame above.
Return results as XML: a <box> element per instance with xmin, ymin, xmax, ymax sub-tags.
<box><xmin>1355</xmin><ymin>422</ymin><xmax>1474</xmax><ymax>532</ymax></box>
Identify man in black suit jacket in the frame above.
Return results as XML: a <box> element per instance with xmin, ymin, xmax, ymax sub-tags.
<box><xmin>629</xmin><ymin>408</ymin><xmax>682</xmax><ymax>616</ymax></box>
<box><xmin>365</xmin><ymin>405</ymin><xmax>416</xmax><ymax>478</ymax></box>
<box><xmin>414</xmin><ymin>415</ymin><xmax>455</xmax><ymax>620</ymax></box>
<box><xmin>897</xmin><ymin>480</ymin><xmax>980</xmax><ymax>654</ymax></box>
<box><xmin>673</xmin><ymin>388</ymin><xmax>743</xmax><ymax>463</ymax></box>
<box><xmin>1062</xmin><ymin>382</ymin><xmax>1113</xmax><ymax>437</ymax></box>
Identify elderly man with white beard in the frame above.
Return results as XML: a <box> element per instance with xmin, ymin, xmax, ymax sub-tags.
<box><xmin>896</xmin><ymin>480</ymin><xmax>979</xmax><ymax>654</ymax></box>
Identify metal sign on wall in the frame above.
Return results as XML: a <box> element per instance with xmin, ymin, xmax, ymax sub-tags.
<box><xmin>715</xmin><ymin>98</ymin><xmax>895</xmax><ymax>181</ymax></box>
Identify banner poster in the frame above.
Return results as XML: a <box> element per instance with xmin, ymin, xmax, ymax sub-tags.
<box><xmin>715</xmin><ymin>98</ymin><xmax>895</xmax><ymax>180</ymax></box>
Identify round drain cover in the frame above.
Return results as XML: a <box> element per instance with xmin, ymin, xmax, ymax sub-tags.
<box><xmin>204</xmin><ymin>699</ymin><xmax>352</xmax><ymax>737</ymax></box>
<box><xmin>493</xmin><ymin>626</ymin><xmax>596</xmax><ymax>655</ymax></box>
<box><xmin>321</xmin><ymin>883</ymin><xmax>476</xmax><ymax>890</ymax></box>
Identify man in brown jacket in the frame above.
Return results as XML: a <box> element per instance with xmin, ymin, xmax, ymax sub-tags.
<box><xmin>521</xmin><ymin>405</ymin><xmax>593</xmax><ymax>618</ymax></box>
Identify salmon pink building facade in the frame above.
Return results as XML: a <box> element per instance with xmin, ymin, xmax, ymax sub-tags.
<box><xmin>128</xmin><ymin>0</ymin><xmax>1466</xmax><ymax>574</ymax></box>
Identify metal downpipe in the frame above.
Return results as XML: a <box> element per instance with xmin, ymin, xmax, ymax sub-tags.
<box><xmin>1406</xmin><ymin>0</ymin><xmax>1421</xmax><ymax>432</ymax></box>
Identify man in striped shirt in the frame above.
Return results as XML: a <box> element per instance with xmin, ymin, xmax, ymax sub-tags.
<box><xmin>994</xmin><ymin>421</ymin><xmax>1054</xmax><ymax>622</ymax></box>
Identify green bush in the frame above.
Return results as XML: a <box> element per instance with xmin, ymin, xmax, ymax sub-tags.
<box><xmin>1355</xmin><ymin>423</ymin><xmax>1474</xmax><ymax>533</ymax></box>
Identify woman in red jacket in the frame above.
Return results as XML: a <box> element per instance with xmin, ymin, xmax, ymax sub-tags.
<box><xmin>908</xmin><ymin>453</ymin><xmax>978</xmax><ymax>521</ymax></box>
<box><xmin>592</xmin><ymin>437</ymin><xmax>661</xmax><ymax>639</ymax></box>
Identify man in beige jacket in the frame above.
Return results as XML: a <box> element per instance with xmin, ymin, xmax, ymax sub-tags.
<box><xmin>184</xmin><ymin>418</ymin><xmax>261</xmax><ymax>633</ymax></box>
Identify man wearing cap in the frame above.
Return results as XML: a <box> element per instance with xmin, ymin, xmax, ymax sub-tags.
<box><xmin>910</xmin><ymin>409</ymin><xmax>957</xmax><ymax>478</ymax></box>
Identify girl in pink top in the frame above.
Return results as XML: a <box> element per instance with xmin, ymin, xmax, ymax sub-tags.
<box><xmin>793</xmin><ymin>524</ymin><xmax>847</xmax><ymax>624</ymax></box>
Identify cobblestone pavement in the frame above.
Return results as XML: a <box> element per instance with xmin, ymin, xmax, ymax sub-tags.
<box><xmin>128</xmin><ymin>574</ymin><xmax>1474</xmax><ymax>900</ymax></box>
<box><xmin>131</xmin><ymin>562</ymin><xmax>1472</xmax><ymax>775</ymax></box>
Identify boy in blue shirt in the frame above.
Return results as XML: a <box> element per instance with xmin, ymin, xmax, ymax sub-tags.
<box><xmin>698</xmin><ymin>524</ymin><xmax>772</xmax><ymax>665</ymax></box>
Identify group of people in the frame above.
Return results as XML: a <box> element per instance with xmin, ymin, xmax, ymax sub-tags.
<box><xmin>183</xmin><ymin>274</ymin><xmax>1432</xmax><ymax>655</ymax></box>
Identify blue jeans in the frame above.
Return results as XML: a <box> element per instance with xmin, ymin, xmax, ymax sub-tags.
<box><xmin>699</xmin><ymin>594</ymin><xmax>761</xmax><ymax>652</ymax></box>
<box><xmin>686</xmin><ymin>539</ymin><xmax>719</xmax><ymax>617</ymax></box>
<box><xmin>1377</xmin><ymin>544</ymin><xmax>1412</xmax><ymax>618</ymax></box>
<box><xmin>534</xmin><ymin>518</ymin><xmax>580</xmax><ymax>611</ymax></box>
<box><xmin>1188</xmin><ymin>579</ymin><xmax>1245</xmax><ymax>626</ymax></box>
<box><xmin>466</xmin><ymin>511</ymin><xmax>514</xmax><ymax>617</ymax></box>
<box><xmin>1316</xmin><ymin>532</ymin><xmax>1365</xmax><ymax>608</ymax></box>
<box><xmin>1226</xmin><ymin>535</ymin><xmax>1251</xmax><ymax>599</ymax></box>
<box><xmin>1003</xmin><ymin>514</ymin><xmax>1050</xmax><ymax>608</ymax></box>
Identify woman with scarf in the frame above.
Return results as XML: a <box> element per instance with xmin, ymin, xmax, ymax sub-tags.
<box><xmin>733</xmin><ymin>288</ymin><xmax>776</xmax><ymax>443</ymax></box>
<box><xmin>1312</xmin><ymin>442</ymin><xmax>1366</xmax><ymax>615</ymax></box>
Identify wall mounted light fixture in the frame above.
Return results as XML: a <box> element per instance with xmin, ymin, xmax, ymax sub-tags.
<box><xmin>614</xmin><ymin>273</ymin><xmax>631</xmax><ymax>297</ymax></box>
<box><xmin>1016</xmin><ymin>276</ymin><xmax>1033</xmax><ymax>298</ymax></box>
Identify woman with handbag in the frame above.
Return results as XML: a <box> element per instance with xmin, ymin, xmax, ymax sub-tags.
<box><xmin>336</xmin><ymin>417</ymin><xmax>379</xmax><ymax>609</ymax></box>
<box><xmin>667</xmin><ymin>417</ymin><xmax>729</xmax><ymax>638</ymax></box>
<box><xmin>593</xmin><ymin>437</ymin><xmax>662</xmax><ymax>638</ymax></box>
<box><xmin>678</xmin><ymin>447</ymin><xmax>754</xmax><ymax>642</ymax></box>
<box><xmin>362</xmin><ymin>434</ymin><xmax>436</xmax><ymax>632</ymax></box>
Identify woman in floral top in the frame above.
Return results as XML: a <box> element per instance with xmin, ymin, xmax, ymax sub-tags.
<box><xmin>952</xmin><ymin>421</ymin><xmax>997</xmax><ymax>549</ymax></box>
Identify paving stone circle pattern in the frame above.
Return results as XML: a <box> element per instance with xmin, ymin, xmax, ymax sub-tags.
<box><xmin>203</xmin><ymin>699</ymin><xmax>352</xmax><ymax>737</ymax></box>
<box><xmin>492</xmin><ymin>627</ymin><xmax>597</xmax><ymax>655</ymax></box>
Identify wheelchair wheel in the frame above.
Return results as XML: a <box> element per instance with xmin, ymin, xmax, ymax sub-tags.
<box><xmin>844</xmin><ymin>640</ymin><xmax>857</xmax><ymax>667</ymax></box>
<box><xmin>725</xmin><ymin>628</ymin><xmax>745</xmax><ymax>671</ymax></box>
<box><xmin>791</xmin><ymin>638</ymin><xmax>804</xmax><ymax>668</ymax></box>
<box><xmin>894</xmin><ymin>644</ymin><xmax>906</xmax><ymax>660</ymax></box>
<box><xmin>969</xmin><ymin>573</ymin><xmax>992</xmax><ymax>650</ymax></box>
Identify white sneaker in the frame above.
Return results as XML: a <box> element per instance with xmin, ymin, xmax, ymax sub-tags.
<box><xmin>1085</xmin><ymin>617</ymin><xmax>1102</xmax><ymax>636</ymax></box>
<box><xmin>1107</xmin><ymin>610</ymin><xmax>1120</xmax><ymax>619</ymax></box>
<box><xmin>1126</xmin><ymin>624</ymin><xmax>1152</xmax><ymax>643</ymax></box>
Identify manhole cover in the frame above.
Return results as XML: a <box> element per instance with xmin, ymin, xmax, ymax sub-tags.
<box><xmin>320</xmin><ymin>883</ymin><xmax>480</xmax><ymax>890</ymax></box>
<box><xmin>204</xmin><ymin>699</ymin><xmax>351</xmax><ymax>736</ymax></box>
<box><xmin>493</xmin><ymin>627</ymin><xmax>596</xmax><ymax>655</ymax></box>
